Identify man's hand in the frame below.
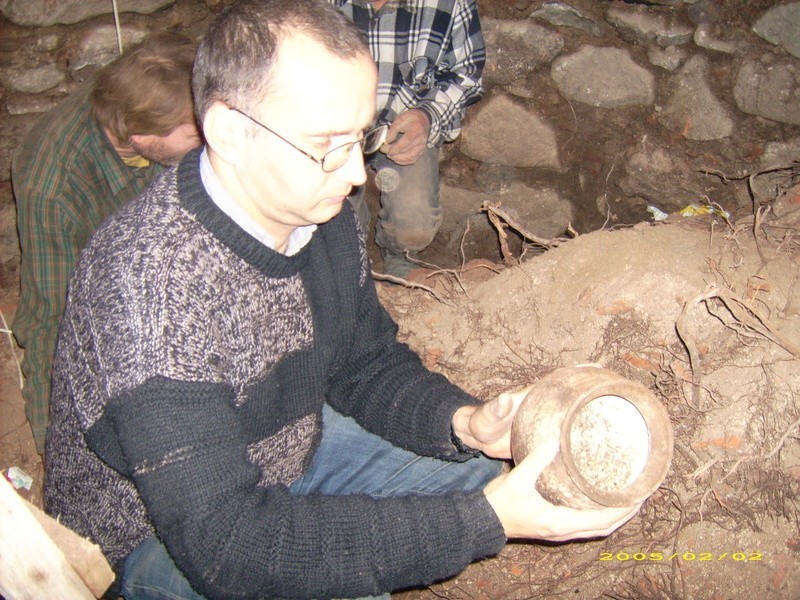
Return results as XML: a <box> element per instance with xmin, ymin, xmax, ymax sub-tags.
<box><xmin>451</xmin><ymin>385</ymin><xmax>534</xmax><ymax>459</ymax></box>
<box><xmin>484</xmin><ymin>437</ymin><xmax>642</xmax><ymax>540</ymax></box>
<box><xmin>381</xmin><ymin>108</ymin><xmax>430</xmax><ymax>165</ymax></box>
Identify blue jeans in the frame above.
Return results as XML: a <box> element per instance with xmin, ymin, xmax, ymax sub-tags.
<box><xmin>121</xmin><ymin>536</ymin><xmax>205</xmax><ymax>600</ymax></box>
<box><xmin>121</xmin><ymin>404</ymin><xmax>502</xmax><ymax>599</ymax></box>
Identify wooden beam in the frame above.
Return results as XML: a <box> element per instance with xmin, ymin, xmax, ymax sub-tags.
<box><xmin>0</xmin><ymin>475</ymin><xmax>114</xmax><ymax>599</ymax></box>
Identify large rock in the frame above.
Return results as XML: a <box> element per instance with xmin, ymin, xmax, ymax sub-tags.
<box><xmin>531</xmin><ymin>2</ymin><xmax>603</xmax><ymax>37</ymax></box>
<box><xmin>551</xmin><ymin>45</ymin><xmax>655</xmax><ymax>108</ymax></box>
<box><xmin>606</xmin><ymin>4</ymin><xmax>694</xmax><ymax>47</ymax></box>
<box><xmin>734</xmin><ymin>56</ymin><xmax>800</xmax><ymax>126</ymax></box>
<box><xmin>489</xmin><ymin>183</ymin><xmax>575</xmax><ymax>240</ymax></box>
<box><xmin>460</xmin><ymin>94</ymin><xmax>561</xmax><ymax>169</ymax></box>
<box><xmin>752</xmin><ymin>2</ymin><xmax>800</xmax><ymax>59</ymax></box>
<box><xmin>658</xmin><ymin>54</ymin><xmax>734</xmax><ymax>140</ymax></box>
<box><xmin>68</xmin><ymin>25</ymin><xmax>151</xmax><ymax>81</ymax></box>
<box><xmin>437</xmin><ymin>181</ymin><xmax>574</xmax><ymax>261</ymax></box>
<box><xmin>0</xmin><ymin>0</ymin><xmax>176</xmax><ymax>26</ymax></box>
<box><xmin>482</xmin><ymin>17</ymin><xmax>564</xmax><ymax>86</ymax></box>
<box><xmin>617</xmin><ymin>138</ymin><xmax>715</xmax><ymax>212</ymax></box>
<box><xmin>1</xmin><ymin>64</ymin><xmax>65</xmax><ymax>95</ymax></box>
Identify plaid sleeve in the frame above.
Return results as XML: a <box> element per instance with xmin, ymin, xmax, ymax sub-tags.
<box><xmin>15</xmin><ymin>184</ymin><xmax>82</xmax><ymax>453</ymax></box>
<box><xmin>332</xmin><ymin>0</ymin><xmax>486</xmax><ymax>147</ymax></box>
<box><xmin>415</xmin><ymin>0</ymin><xmax>485</xmax><ymax>146</ymax></box>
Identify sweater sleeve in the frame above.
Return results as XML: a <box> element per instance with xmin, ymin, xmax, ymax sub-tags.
<box><xmin>312</xmin><ymin>207</ymin><xmax>483</xmax><ymax>461</ymax></box>
<box><xmin>96</xmin><ymin>376</ymin><xmax>506</xmax><ymax>599</ymax></box>
<box><xmin>328</xmin><ymin>280</ymin><xmax>484</xmax><ymax>460</ymax></box>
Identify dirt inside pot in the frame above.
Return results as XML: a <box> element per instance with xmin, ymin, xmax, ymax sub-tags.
<box><xmin>568</xmin><ymin>394</ymin><xmax>650</xmax><ymax>493</ymax></box>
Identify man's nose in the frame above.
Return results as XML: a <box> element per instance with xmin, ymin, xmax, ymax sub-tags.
<box><xmin>336</xmin><ymin>145</ymin><xmax>368</xmax><ymax>187</ymax></box>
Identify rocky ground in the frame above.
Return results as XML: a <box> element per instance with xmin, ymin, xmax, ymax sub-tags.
<box><xmin>1</xmin><ymin>0</ymin><xmax>800</xmax><ymax>598</ymax></box>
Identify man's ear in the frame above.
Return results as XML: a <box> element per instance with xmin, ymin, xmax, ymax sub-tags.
<box><xmin>128</xmin><ymin>132</ymin><xmax>154</xmax><ymax>151</ymax></box>
<box><xmin>203</xmin><ymin>102</ymin><xmax>246</xmax><ymax>165</ymax></box>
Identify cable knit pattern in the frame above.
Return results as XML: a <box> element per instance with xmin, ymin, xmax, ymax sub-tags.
<box><xmin>71</xmin><ymin>172</ymin><xmax>315</xmax><ymax>423</ymax></box>
<box><xmin>44</xmin><ymin>148</ymin><xmax>506</xmax><ymax>598</ymax></box>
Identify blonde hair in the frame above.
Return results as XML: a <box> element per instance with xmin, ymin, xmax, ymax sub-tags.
<box><xmin>92</xmin><ymin>31</ymin><xmax>197</xmax><ymax>143</ymax></box>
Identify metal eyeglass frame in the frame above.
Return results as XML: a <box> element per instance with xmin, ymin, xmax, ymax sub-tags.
<box><xmin>230</xmin><ymin>106</ymin><xmax>388</xmax><ymax>173</ymax></box>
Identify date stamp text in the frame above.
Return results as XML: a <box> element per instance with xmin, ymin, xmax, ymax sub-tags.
<box><xmin>599</xmin><ymin>551</ymin><xmax>763</xmax><ymax>562</ymax></box>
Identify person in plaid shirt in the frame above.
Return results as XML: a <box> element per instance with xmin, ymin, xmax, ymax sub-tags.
<box><xmin>329</xmin><ymin>0</ymin><xmax>485</xmax><ymax>276</ymax></box>
<box><xmin>12</xmin><ymin>32</ymin><xmax>200</xmax><ymax>455</ymax></box>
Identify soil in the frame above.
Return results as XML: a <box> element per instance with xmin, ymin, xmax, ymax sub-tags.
<box><xmin>384</xmin><ymin>198</ymin><xmax>800</xmax><ymax>599</ymax></box>
<box><xmin>2</xmin><ymin>1</ymin><xmax>799</xmax><ymax>598</ymax></box>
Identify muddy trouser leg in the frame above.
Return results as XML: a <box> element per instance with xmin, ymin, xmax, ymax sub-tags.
<box><xmin>371</xmin><ymin>146</ymin><xmax>442</xmax><ymax>276</ymax></box>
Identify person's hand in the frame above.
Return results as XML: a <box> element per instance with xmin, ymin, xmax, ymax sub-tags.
<box><xmin>484</xmin><ymin>437</ymin><xmax>642</xmax><ymax>541</ymax></box>
<box><xmin>451</xmin><ymin>385</ymin><xmax>534</xmax><ymax>459</ymax></box>
<box><xmin>381</xmin><ymin>109</ymin><xmax>430</xmax><ymax>165</ymax></box>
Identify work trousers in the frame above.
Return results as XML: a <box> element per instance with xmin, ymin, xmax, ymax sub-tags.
<box><xmin>349</xmin><ymin>146</ymin><xmax>442</xmax><ymax>275</ymax></box>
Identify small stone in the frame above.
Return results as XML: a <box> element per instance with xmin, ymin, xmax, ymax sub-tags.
<box><xmin>2</xmin><ymin>64</ymin><xmax>65</xmax><ymax>94</ymax></box>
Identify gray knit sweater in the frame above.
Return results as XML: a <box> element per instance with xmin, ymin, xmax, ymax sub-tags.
<box><xmin>44</xmin><ymin>149</ymin><xmax>506</xmax><ymax>599</ymax></box>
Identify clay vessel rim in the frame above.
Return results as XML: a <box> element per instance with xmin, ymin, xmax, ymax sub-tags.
<box><xmin>558</xmin><ymin>380</ymin><xmax>674</xmax><ymax>506</ymax></box>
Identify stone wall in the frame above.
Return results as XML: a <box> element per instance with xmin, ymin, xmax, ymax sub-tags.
<box><xmin>1</xmin><ymin>0</ymin><xmax>799</xmax><ymax>288</ymax></box>
<box><xmin>447</xmin><ymin>0</ymin><xmax>800</xmax><ymax>262</ymax></box>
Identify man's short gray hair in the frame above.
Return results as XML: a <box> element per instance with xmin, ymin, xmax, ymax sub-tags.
<box><xmin>192</xmin><ymin>0</ymin><xmax>370</xmax><ymax>121</ymax></box>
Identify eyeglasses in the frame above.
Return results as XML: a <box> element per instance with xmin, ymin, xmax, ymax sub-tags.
<box><xmin>230</xmin><ymin>107</ymin><xmax>388</xmax><ymax>173</ymax></box>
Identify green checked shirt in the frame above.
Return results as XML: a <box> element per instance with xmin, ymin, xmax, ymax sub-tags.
<box><xmin>12</xmin><ymin>84</ymin><xmax>161</xmax><ymax>453</ymax></box>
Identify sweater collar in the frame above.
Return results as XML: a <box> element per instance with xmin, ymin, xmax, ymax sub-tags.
<box><xmin>176</xmin><ymin>147</ymin><xmax>312</xmax><ymax>278</ymax></box>
<box><xmin>198</xmin><ymin>148</ymin><xmax>316</xmax><ymax>255</ymax></box>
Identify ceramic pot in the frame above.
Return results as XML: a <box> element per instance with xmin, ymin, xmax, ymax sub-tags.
<box><xmin>510</xmin><ymin>364</ymin><xmax>673</xmax><ymax>509</ymax></box>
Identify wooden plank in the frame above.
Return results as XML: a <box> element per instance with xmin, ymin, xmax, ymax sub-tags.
<box><xmin>24</xmin><ymin>500</ymin><xmax>116</xmax><ymax>598</ymax></box>
<box><xmin>0</xmin><ymin>476</ymin><xmax>113</xmax><ymax>599</ymax></box>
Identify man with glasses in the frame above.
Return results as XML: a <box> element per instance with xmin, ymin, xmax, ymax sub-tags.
<box><xmin>329</xmin><ymin>0</ymin><xmax>486</xmax><ymax>277</ymax></box>
<box><xmin>45</xmin><ymin>1</ymin><xmax>640</xmax><ymax>598</ymax></box>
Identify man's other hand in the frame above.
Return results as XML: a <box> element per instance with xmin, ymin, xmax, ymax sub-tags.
<box><xmin>483</xmin><ymin>437</ymin><xmax>642</xmax><ymax>541</ymax></box>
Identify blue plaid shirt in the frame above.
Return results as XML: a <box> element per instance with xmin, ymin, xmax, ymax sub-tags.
<box><xmin>330</xmin><ymin>0</ymin><xmax>485</xmax><ymax>147</ymax></box>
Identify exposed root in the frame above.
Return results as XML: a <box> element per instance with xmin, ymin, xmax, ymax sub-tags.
<box><xmin>676</xmin><ymin>282</ymin><xmax>800</xmax><ymax>414</ymax></box>
<box><xmin>486</xmin><ymin>203</ymin><xmax>517</xmax><ymax>266</ymax></box>
<box><xmin>675</xmin><ymin>286</ymin><xmax>717</xmax><ymax>410</ymax></box>
<box><xmin>481</xmin><ymin>201</ymin><xmax>571</xmax><ymax>265</ymax></box>
<box><xmin>0</xmin><ymin>308</ymin><xmax>23</xmax><ymax>389</ymax></box>
<box><xmin>371</xmin><ymin>270</ymin><xmax>456</xmax><ymax>306</ymax></box>
<box><xmin>712</xmin><ymin>287</ymin><xmax>800</xmax><ymax>358</ymax></box>
<box><xmin>689</xmin><ymin>413</ymin><xmax>800</xmax><ymax>482</ymax></box>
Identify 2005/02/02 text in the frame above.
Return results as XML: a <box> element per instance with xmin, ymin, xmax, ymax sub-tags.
<box><xmin>599</xmin><ymin>552</ymin><xmax>762</xmax><ymax>562</ymax></box>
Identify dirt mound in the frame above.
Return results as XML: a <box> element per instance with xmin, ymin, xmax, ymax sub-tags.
<box><xmin>388</xmin><ymin>188</ymin><xmax>800</xmax><ymax>599</ymax></box>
